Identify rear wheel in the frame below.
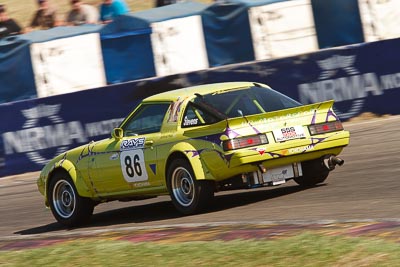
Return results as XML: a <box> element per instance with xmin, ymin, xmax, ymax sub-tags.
<box><xmin>167</xmin><ymin>158</ymin><xmax>214</xmax><ymax>215</ymax></box>
<box><xmin>48</xmin><ymin>170</ymin><xmax>94</xmax><ymax>227</ymax></box>
<box><xmin>294</xmin><ymin>158</ymin><xmax>330</xmax><ymax>187</ymax></box>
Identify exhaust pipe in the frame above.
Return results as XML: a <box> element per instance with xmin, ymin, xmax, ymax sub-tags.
<box><xmin>323</xmin><ymin>155</ymin><xmax>344</xmax><ymax>170</ymax></box>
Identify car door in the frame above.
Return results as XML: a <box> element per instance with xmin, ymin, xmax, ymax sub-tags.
<box><xmin>88</xmin><ymin>102</ymin><xmax>171</xmax><ymax>195</ymax></box>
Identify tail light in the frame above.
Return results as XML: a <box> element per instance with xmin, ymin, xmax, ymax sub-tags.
<box><xmin>308</xmin><ymin>121</ymin><xmax>343</xmax><ymax>135</ymax></box>
<box><xmin>223</xmin><ymin>134</ymin><xmax>268</xmax><ymax>151</ymax></box>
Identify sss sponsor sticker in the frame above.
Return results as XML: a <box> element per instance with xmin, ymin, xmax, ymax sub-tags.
<box><xmin>273</xmin><ymin>126</ymin><xmax>305</xmax><ymax>142</ymax></box>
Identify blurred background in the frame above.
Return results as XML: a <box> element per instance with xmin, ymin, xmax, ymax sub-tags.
<box><xmin>1</xmin><ymin>0</ymin><xmax>213</xmax><ymax>27</ymax></box>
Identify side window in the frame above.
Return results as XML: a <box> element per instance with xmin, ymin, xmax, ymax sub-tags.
<box><xmin>181</xmin><ymin>103</ymin><xmax>219</xmax><ymax>128</ymax></box>
<box><xmin>123</xmin><ymin>103</ymin><xmax>170</xmax><ymax>136</ymax></box>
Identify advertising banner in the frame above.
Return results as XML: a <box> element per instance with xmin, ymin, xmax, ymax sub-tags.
<box><xmin>248</xmin><ymin>0</ymin><xmax>318</xmax><ymax>60</ymax></box>
<box><xmin>151</xmin><ymin>15</ymin><xmax>209</xmax><ymax>76</ymax></box>
<box><xmin>0</xmin><ymin>77</ymin><xmax>185</xmax><ymax>178</ymax></box>
<box><xmin>358</xmin><ymin>0</ymin><xmax>400</xmax><ymax>42</ymax></box>
<box><xmin>1</xmin><ymin>92</ymin><xmax>124</xmax><ymax>177</ymax></box>
<box><xmin>30</xmin><ymin>33</ymin><xmax>106</xmax><ymax>98</ymax></box>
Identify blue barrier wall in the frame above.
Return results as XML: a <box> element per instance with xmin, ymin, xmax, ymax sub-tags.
<box><xmin>101</xmin><ymin>30</ymin><xmax>156</xmax><ymax>83</ymax></box>
<box><xmin>311</xmin><ymin>0</ymin><xmax>365</xmax><ymax>48</ymax></box>
<box><xmin>202</xmin><ymin>2</ymin><xmax>255</xmax><ymax>67</ymax></box>
<box><xmin>1</xmin><ymin>37</ymin><xmax>400</xmax><ymax>178</ymax></box>
<box><xmin>0</xmin><ymin>38</ymin><xmax>37</xmax><ymax>103</ymax></box>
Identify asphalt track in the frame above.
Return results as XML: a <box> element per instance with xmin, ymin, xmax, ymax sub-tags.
<box><xmin>1</xmin><ymin>116</ymin><xmax>400</xmax><ymax>240</ymax></box>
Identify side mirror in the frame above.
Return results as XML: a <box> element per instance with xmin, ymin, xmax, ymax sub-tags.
<box><xmin>111</xmin><ymin>128</ymin><xmax>123</xmax><ymax>140</ymax></box>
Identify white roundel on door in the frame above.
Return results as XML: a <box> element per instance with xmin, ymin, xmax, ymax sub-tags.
<box><xmin>120</xmin><ymin>149</ymin><xmax>148</xmax><ymax>183</ymax></box>
<box><xmin>120</xmin><ymin>138</ymin><xmax>148</xmax><ymax>183</ymax></box>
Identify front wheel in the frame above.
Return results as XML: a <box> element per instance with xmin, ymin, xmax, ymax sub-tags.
<box><xmin>48</xmin><ymin>170</ymin><xmax>94</xmax><ymax>227</ymax></box>
<box><xmin>167</xmin><ymin>159</ymin><xmax>214</xmax><ymax>215</ymax></box>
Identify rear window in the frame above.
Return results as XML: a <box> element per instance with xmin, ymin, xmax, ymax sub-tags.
<box><xmin>182</xmin><ymin>86</ymin><xmax>301</xmax><ymax>127</ymax></box>
<box><xmin>181</xmin><ymin>86</ymin><xmax>300</xmax><ymax>127</ymax></box>
<box><xmin>203</xmin><ymin>86</ymin><xmax>299</xmax><ymax>114</ymax></box>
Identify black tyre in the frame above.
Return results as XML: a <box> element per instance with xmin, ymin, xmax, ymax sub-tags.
<box><xmin>167</xmin><ymin>158</ymin><xmax>214</xmax><ymax>215</ymax></box>
<box><xmin>294</xmin><ymin>158</ymin><xmax>330</xmax><ymax>187</ymax></box>
<box><xmin>48</xmin><ymin>170</ymin><xmax>94</xmax><ymax>227</ymax></box>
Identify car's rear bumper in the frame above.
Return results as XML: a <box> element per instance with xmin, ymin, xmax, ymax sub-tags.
<box><xmin>202</xmin><ymin>131</ymin><xmax>349</xmax><ymax>181</ymax></box>
<box><xmin>230</xmin><ymin>131</ymin><xmax>349</xmax><ymax>167</ymax></box>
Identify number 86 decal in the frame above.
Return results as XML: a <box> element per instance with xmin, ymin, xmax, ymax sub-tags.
<box><xmin>121</xmin><ymin>149</ymin><xmax>148</xmax><ymax>182</ymax></box>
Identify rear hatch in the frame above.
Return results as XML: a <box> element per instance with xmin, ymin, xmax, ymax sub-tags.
<box><xmin>221</xmin><ymin>100</ymin><xmax>349</xmax><ymax>157</ymax></box>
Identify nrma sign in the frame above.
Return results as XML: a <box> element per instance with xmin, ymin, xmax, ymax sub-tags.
<box><xmin>298</xmin><ymin>55</ymin><xmax>400</xmax><ymax>119</ymax></box>
<box><xmin>2</xmin><ymin>104</ymin><xmax>122</xmax><ymax>165</ymax></box>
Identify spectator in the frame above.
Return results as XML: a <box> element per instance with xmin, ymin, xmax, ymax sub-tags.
<box><xmin>99</xmin><ymin>0</ymin><xmax>129</xmax><ymax>24</ymax></box>
<box><xmin>0</xmin><ymin>4</ymin><xmax>22</xmax><ymax>39</ymax></box>
<box><xmin>28</xmin><ymin>0</ymin><xmax>60</xmax><ymax>30</ymax></box>
<box><xmin>66</xmin><ymin>0</ymin><xmax>99</xmax><ymax>26</ymax></box>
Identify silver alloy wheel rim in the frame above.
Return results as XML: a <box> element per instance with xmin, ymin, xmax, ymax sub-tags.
<box><xmin>52</xmin><ymin>179</ymin><xmax>76</xmax><ymax>219</ymax></box>
<box><xmin>171</xmin><ymin>167</ymin><xmax>195</xmax><ymax>207</ymax></box>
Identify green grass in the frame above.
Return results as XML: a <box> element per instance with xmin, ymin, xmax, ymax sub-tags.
<box><xmin>3</xmin><ymin>0</ymin><xmax>214</xmax><ymax>28</ymax></box>
<box><xmin>1</xmin><ymin>233</ymin><xmax>400</xmax><ymax>266</ymax></box>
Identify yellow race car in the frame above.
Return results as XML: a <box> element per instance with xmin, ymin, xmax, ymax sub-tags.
<box><xmin>37</xmin><ymin>82</ymin><xmax>350</xmax><ymax>226</ymax></box>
